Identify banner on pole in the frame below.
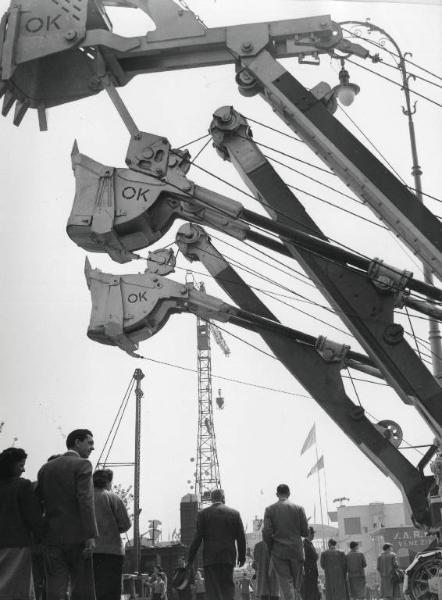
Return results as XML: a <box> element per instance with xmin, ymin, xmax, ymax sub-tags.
<box><xmin>300</xmin><ymin>424</ymin><xmax>316</xmax><ymax>455</ymax></box>
<box><xmin>307</xmin><ymin>455</ymin><xmax>324</xmax><ymax>478</ymax></box>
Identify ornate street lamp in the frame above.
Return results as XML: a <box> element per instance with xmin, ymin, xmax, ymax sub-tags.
<box><xmin>333</xmin><ymin>58</ymin><xmax>360</xmax><ymax>106</ymax></box>
<box><xmin>338</xmin><ymin>19</ymin><xmax>442</xmax><ymax>380</ymax></box>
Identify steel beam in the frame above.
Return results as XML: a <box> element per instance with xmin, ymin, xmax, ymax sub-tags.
<box><xmin>176</xmin><ymin>223</ymin><xmax>434</xmax><ymax>530</ymax></box>
<box><xmin>210</xmin><ymin>106</ymin><xmax>442</xmax><ymax>440</ymax></box>
<box><xmin>235</xmin><ymin>51</ymin><xmax>442</xmax><ymax>281</ymax></box>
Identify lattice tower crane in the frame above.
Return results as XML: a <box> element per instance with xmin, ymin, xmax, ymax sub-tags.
<box><xmin>195</xmin><ymin>282</ymin><xmax>230</xmax><ymax>508</ymax></box>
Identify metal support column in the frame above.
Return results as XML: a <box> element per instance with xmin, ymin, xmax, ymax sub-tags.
<box><xmin>133</xmin><ymin>368</ymin><xmax>145</xmax><ymax>573</ymax></box>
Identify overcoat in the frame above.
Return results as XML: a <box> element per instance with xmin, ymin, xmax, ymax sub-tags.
<box><xmin>346</xmin><ymin>550</ymin><xmax>367</xmax><ymax>599</ymax></box>
<box><xmin>302</xmin><ymin>538</ymin><xmax>320</xmax><ymax>600</ymax></box>
<box><xmin>253</xmin><ymin>540</ymin><xmax>279</xmax><ymax>598</ymax></box>
<box><xmin>377</xmin><ymin>550</ymin><xmax>401</xmax><ymax>599</ymax></box>
<box><xmin>0</xmin><ymin>477</ymin><xmax>42</xmax><ymax>547</ymax></box>
<box><xmin>320</xmin><ymin>548</ymin><xmax>349</xmax><ymax>600</ymax></box>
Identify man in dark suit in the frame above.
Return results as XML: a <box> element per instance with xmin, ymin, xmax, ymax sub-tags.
<box><xmin>187</xmin><ymin>489</ymin><xmax>246</xmax><ymax>600</ymax></box>
<box><xmin>262</xmin><ymin>483</ymin><xmax>308</xmax><ymax>600</ymax></box>
<box><xmin>37</xmin><ymin>428</ymin><xmax>98</xmax><ymax>600</ymax></box>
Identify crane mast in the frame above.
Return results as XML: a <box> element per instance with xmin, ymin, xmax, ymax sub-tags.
<box><xmin>195</xmin><ymin>283</ymin><xmax>222</xmax><ymax>508</ymax></box>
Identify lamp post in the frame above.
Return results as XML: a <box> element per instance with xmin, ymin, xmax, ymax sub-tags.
<box><xmin>339</xmin><ymin>20</ymin><xmax>442</xmax><ymax>381</ymax></box>
<box><xmin>133</xmin><ymin>368</ymin><xmax>145</xmax><ymax>574</ymax></box>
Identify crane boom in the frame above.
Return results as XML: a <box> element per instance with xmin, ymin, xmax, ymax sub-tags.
<box><xmin>195</xmin><ymin>283</ymin><xmax>222</xmax><ymax>507</ymax></box>
<box><xmin>209</xmin><ymin>323</ymin><xmax>230</xmax><ymax>357</ymax></box>
<box><xmin>0</xmin><ymin>0</ymin><xmax>368</xmax><ymax>126</ymax></box>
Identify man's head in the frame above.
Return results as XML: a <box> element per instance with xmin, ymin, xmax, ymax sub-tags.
<box><xmin>177</xmin><ymin>557</ymin><xmax>186</xmax><ymax>568</ymax></box>
<box><xmin>308</xmin><ymin>526</ymin><xmax>315</xmax><ymax>541</ymax></box>
<box><xmin>328</xmin><ymin>538</ymin><xmax>337</xmax><ymax>548</ymax></box>
<box><xmin>210</xmin><ymin>488</ymin><xmax>225</xmax><ymax>503</ymax></box>
<box><xmin>350</xmin><ymin>541</ymin><xmax>358</xmax><ymax>550</ymax></box>
<box><xmin>66</xmin><ymin>429</ymin><xmax>94</xmax><ymax>458</ymax></box>
<box><xmin>383</xmin><ymin>543</ymin><xmax>392</xmax><ymax>552</ymax></box>
<box><xmin>276</xmin><ymin>483</ymin><xmax>290</xmax><ymax>499</ymax></box>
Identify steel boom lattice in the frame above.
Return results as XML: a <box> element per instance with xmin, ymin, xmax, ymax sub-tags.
<box><xmin>195</xmin><ymin>283</ymin><xmax>222</xmax><ymax>508</ymax></box>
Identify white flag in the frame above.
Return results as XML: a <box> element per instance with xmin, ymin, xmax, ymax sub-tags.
<box><xmin>307</xmin><ymin>455</ymin><xmax>324</xmax><ymax>478</ymax></box>
<box><xmin>300</xmin><ymin>424</ymin><xmax>316</xmax><ymax>455</ymax></box>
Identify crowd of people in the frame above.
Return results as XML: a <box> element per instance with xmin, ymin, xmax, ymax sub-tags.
<box><xmin>0</xmin><ymin>429</ymin><xmax>132</xmax><ymax>600</ymax></box>
<box><xmin>0</xmin><ymin>434</ymin><xmax>405</xmax><ymax>600</ymax></box>
<box><xmin>319</xmin><ymin>538</ymin><xmax>402</xmax><ymax>600</ymax></box>
<box><xmin>184</xmin><ymin>484</ymin><xmax>404</xmax><ymax>600</ymax></box>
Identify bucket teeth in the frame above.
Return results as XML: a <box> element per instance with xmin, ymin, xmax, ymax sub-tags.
<box><xmin>13</xmin><ymin>99</ymin><xmax>29</xmax><ymax>126</ymax></box>
<box><xmin>71</xmin><ymin>139</ymin><xmax>80</xmax><ymax>158</ymax></box>
<box><xmin>37</xmin><ymin>105</ymin><xmax>48</xmax><ymax>131</ymax></box>
<box><xmin>84</xmin><ymin>257</ymin><xmax>93</xmax><ymax>288</ymax></box>
<box><xmin>1</xmin><ymin>89</ymin><xmax>15</xmax><ymax>116</ymax></box>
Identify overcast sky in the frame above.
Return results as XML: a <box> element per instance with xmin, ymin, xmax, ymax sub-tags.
<box><xmin>1</xmin><ymin>0</ymin><xmax>442</xmax><ymax>539</ymax></box>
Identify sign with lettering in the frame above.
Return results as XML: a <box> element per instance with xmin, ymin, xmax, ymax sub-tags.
<box><xmin>381</xmin><ymin>527</ymin><xmax>429</xmax><ymax>552</ymax></box>
<box><xmin>121</xmin><ymin>186</ymin><xmax>151</xmax><ymax>202</ymax></box>
<box><xmin>128</xmin><ymin>292</ymin><xmax>149</xmax><ymax>304</ymax></box>
<box><xmin>25</xmin><ymin>15</ymin><xmax>62</xmax><ymax>33</ymax></box>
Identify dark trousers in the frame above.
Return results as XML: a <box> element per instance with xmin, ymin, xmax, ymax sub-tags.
<box><xmin>93</xmin><ymin>554</ymin><xmax>124</xmax><ymax>600</ymax></box>
<box><xmin>32</xmin><ymin>551</ymin><xmax>46</xmax><ymax>600</ymax></box>
<box><xmin>44</xmin><ymin>543</ymin><xmax>95</xmax><ymax>600</ymax></box>
<box><xmin>271</xmin><ymin>555</ymin><xmax>302</xmax><ymax>600</ymax></box>
<box><xmin>204</xmin><ymin>564</ymin><xmax>235</xmax><ymax>600</ymax></box>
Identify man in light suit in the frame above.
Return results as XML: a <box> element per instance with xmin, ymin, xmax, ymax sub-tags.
<box><xmin>37</xmin><ymin>428</ymin><xmax>98</xmax><ymax>600</ymax></box>
<box><xmin>263</xmin><ymin>484</ymin><xmax>308</xmax><ymax>600</ymax></box>
<box><xmin>187</xmin><ymin>489</ymin><xmax>246</xmax><ymax>600</ymax></box>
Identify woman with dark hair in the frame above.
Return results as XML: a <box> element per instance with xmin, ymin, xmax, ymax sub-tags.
<box><xmin>301</xmin><ymin>527</ymin><xmax>320</xmax><ymax>600</ymax></box>
<box><xmin>0</xmin><ymin>447</ymin><xmax>43</xmax><ymax>600</ymax></box>
<box><xmin>346</xmin><ymin>541</ymin><xmax>367</xmax><ymax>600</ymax></box>
<box><xmin>92</xmin><ymin>468</ymin><xmax>131</xmax><ymax>600</ymax></box>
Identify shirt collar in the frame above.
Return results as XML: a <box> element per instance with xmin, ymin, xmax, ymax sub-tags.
<box><xmin>65</xmin><ymin>450</ymin><xmax>80</xmax><ymax>457</ymax></box>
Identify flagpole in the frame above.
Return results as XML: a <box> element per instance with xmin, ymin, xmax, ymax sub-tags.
<box><xmin>323</xmin><ymin>463</ymin><xmax>331</xmax><ymax>525</ymax></box>
<box><xmin>315</xmin><ymin>443</ymin><xmax>326</xmax><ymax>550</ymax></box>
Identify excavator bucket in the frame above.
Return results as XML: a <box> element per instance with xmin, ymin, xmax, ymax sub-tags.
<box><xmin>67</xmin><ymin>142</ymin><xmax>248</xmax><ymax>261</ymax></box>
<box><xmin>0</xmin><ymin>0</ymin><xmax>206</xmax><ymax>128</ymax></box>
<box><xmin>84</xmin><ymin>258</ymin><xmax>191</xmax><ymax>353</ymax></box>
<box><xmin>67</xmin><ymin>145</ymin><xmax>170</xmax><ymax>262</ymax></box>
<box><xmin>84</xmin><ymin>258</ymin><xmax>230</xmax><ymax>355</ymax></box>
<box><xmin>0</xmin><ymin>0</ymin><xmax>114</xmax><ymax>128</ymax></box>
